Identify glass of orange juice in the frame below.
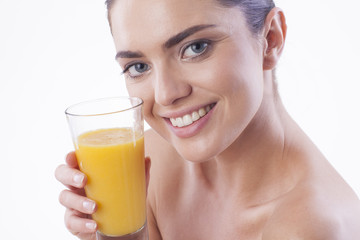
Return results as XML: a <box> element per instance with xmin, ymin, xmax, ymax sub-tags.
<box><xmin>65</xmin><ymin>97</ymin><xmax>147</xmax><ymax>240</ymax></box>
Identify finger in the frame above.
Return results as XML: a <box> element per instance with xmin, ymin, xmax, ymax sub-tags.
<box><xmin>66</xmin><ymin>151</ymin><xmax>79</xmax><ymax>168</ymax></box>
<box><xmin>65</xmin><ymin>208</ymin><xmax>97</xmax><ymax>234</ymax></box>
<box><xmin>55</xmin><ymin>164</ymin><xmax>87</xmax><ymax>188</ymax></box>
<box><xmin>59</xmin><ymin>190</ymin><xmax>96</xmax><ymax>214</ymax></box>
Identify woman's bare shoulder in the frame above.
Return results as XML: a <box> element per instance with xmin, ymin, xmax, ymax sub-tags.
<box><xmin>263</xmin><ymin>178</ymin><xmax>360</xmax><ymax>240</ymax></box>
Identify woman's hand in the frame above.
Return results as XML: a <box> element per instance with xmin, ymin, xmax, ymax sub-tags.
<box><xmin>55</xmin><ymin>152</ymin><xmax>97</xmax><ymax>240</ymax></box>
<box><xmin>55</xmin><ymin>152</ymin><xmax>151</xmax><ymax>240</ymax></box>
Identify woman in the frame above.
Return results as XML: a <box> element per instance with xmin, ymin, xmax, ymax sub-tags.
<box><xmin>55</xmin><ymin>0</ymin><xmax>360</xmax><ymax>239</ymax></box>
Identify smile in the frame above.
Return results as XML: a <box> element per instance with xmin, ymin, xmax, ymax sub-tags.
<box><xmin>169</xmin><ymin>103</ymin><xmax>216</xmax><ymax>128</ymax></box>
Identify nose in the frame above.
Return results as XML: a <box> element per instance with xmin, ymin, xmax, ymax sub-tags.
<box><xmin>154</xmin><ymin>65</ymin><xmax>192</xmax><ymax>106</ymax></box>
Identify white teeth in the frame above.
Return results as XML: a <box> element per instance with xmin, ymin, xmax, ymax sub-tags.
<box><xmin>170</xmin><ymin>118</ymin><xmax>177</xmax><ymax>126</ymax></box>
<box><xmin>199</xmin><ymin>108</ymin><xmax>206</xmax><ymax>117</ymax></box>
<box><xmin>182</xmin><ymin>114</ymin><xmax>193</xmax><ymax>126</ymax></box>
<box><xmin>176</xmin><ymin>117</ymin><xmax>184</xmax><ymax>127</ymax></box>
<box><xmin>191</xmin><ymin>111</ymin><xmax>200</xmax><ymax>121</ymax></box>
<box><xmin>170</xmin><ymin>104</ymin><xmax>214</xmax><ymax>128</ymax></box>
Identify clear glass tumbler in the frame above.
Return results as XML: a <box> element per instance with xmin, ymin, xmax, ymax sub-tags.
<box><xmin>65</xmin><ymin>97</ymin><xmax>148</xmax><ymax>240</ymax></box>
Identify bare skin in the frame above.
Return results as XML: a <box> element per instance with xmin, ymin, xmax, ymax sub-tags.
<box><xmin>55</xmin><ymin>0</ymin><xmax>360</xmax><ymax>239</ymax></box>
<box><xmin>145</xmin><ymin>105</ymin><xmax>360</xmax><ymax>240</ymax></box>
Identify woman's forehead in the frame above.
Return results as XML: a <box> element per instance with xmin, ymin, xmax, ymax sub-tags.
<box><xmin>109</xmin><ymin>0</ymin><xmax>245</xmax><ymax>47</ymax></box>
<box><xmin>110</xmin><ymin>0</ymin><xmax>221</xmax><ymax>27</ymax></box>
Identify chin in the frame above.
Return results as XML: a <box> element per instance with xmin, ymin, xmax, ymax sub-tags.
<box><xmin>173</xmin><ymin>140</ymin><xmax>224</xmax><ymax>163</ymax></box>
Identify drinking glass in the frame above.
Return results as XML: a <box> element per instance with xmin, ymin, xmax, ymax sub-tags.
<box><xmin>65</xmin><ymin>97</ymin><xmax>148</xmax><ymax>240</ymax></box>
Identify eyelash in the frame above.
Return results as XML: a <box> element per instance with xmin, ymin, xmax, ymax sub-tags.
<box><xmin>122</xmin><ymin>62</ymin><xmax>141</xmax><ymax>75</ymax></box>
<box><xmin>180</xmin><ymin>39</ymin><xmax>212</xmax><ymax>61</ymax></box>
<box><xmin>121</xmin><ymin>39</ymin><xmax>213</xmax><ymax>79</ymax></box>
<box><xmin>120</xmin><ymin>62</ymin><xmax>148</xmax><ymax>80</ymax></box>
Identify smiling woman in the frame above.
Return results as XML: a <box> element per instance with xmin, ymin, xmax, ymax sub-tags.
<box><xmin>55</xmin><ymin>0</ymin><xmax>360</xmax><ymax>239</ymax></box>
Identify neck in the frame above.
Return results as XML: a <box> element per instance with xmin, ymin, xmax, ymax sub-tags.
<box><xmin>188</xmin><ymin>73</ymin><xmax>305</xmax><ymax>206</ymax></box>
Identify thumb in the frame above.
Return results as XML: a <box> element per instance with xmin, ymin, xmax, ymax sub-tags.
<box><xmin>65</xmin><ymin>151</ymin><xmax>79</xmax><ymax>169</ymax></box>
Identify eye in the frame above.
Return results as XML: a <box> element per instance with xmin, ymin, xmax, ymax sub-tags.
<box><xmin>124</xmin><ymin>63</ymin><xmax>150</xmax><ymax>78</ymax></box>
<box><xmin>182</xmin><ymin>41</ymin><xmax>209</xmax><ymax>59</ymax></box>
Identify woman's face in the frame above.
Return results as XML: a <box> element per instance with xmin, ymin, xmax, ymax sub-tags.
<box><xmin>110</xmin><ymin>0</ymin><xmax>265</xmax><ymax>162</ymax></box>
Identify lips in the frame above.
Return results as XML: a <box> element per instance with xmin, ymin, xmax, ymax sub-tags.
<box><xmin>169</xmin><ymin>103</ymin><xmax>216</xmax><ymax>128</ymax></box>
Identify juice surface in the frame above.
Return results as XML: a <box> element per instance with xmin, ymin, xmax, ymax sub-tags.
<box><xmin>75</xmin><ymin>128</ymin><xmax>146</xmax><ymax>236</ymax></box>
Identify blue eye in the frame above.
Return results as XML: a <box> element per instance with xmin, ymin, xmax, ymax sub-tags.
<box><xmin>182</xmin><ymin>41</ymin><xmax>209</xmax><ymax>59</ymax></box>
<box><xmin>125</xmin><ymin>63</ymin><xmax>149</xmax><ymax>77</ymax></box>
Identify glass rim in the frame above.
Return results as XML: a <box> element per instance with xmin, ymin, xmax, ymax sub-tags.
<box><xmin>65</xmin><ymin>96</ymin><xmax>143</xmax><ymax>117</ymax></box>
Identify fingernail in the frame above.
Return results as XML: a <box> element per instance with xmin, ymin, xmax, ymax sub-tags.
<box><xmin>86</xmin><ymin>222</ymin><xmax>97</xmax><ymax>230</ymax></box>
<box><xmin>83</xmin><ymin>200</ymin><xmax>95</xmax><ymax>212</ymax></box>
<box><xmin>73</xmin><ymin>174</ymin><xmax>84</xmax><ymax>185</ymax></box>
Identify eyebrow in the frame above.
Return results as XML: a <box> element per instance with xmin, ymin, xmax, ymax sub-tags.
<box><xmin>163</xmin><ymin>24</ymin><xmax>217</xmax><ymax>49</ymax></box>
<box><xmin>115</xmin><ymin>50</ymin><xmax>144</xmax><ymax>59</ymax></box>
<box><xmin>115</xmin><ymin>24</ymin><xmax>217</xmax><ymax>59</ymax></box>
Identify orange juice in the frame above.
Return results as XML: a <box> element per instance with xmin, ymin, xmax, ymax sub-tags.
<box><xmin>75</xmin><ymin>128</ymin><xmax>146</xmax><ymax>236</ymax></box>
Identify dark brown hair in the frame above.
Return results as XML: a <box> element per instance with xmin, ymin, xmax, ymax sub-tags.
<box><xmin>104</xmin><ymin>0</ymin><xmax>275</xmax><ymax>35</ymax></box>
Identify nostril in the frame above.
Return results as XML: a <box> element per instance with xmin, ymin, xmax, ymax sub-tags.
<box><xmin>155</xmin><ymin>83</ymin><xmax>192</xmax><ymax>106</ymax></box>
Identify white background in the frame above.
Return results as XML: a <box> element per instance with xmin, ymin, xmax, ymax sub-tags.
<box><xmin>0</xmin><ymin>0</ymin><xmax>359</xmax><ymax>239</ymax></box>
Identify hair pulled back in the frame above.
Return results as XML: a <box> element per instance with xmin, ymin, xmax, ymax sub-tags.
<box><xmin>105</xmin><ymin>0</ymin><xmax>275</xmax><ymax>35</ymax></box>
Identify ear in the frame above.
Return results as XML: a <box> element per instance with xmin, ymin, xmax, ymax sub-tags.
<box><xmin>262</xmin><ymin>8</ymin><xmax>287</xmax><ymax>70</ymax></box>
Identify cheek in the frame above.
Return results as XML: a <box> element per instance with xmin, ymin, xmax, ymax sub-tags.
<box><xmin>222</xmin><ymin>61</ymin><xmax>264</xmax><ymax>128</ymax></box>
<box><xmin>188</xmin><ymin>38</ymin><xmax>264</xmax><ymax>96</ymax></box>
<box><xmin>199</xmin><ymin>47</ymin><xmax>264</xmax><ymax>148</ymax></box>
<box><xmin>193</xmin><ymin>50</ymin><xmax>264</xmax><ymax>103</ymax></box>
